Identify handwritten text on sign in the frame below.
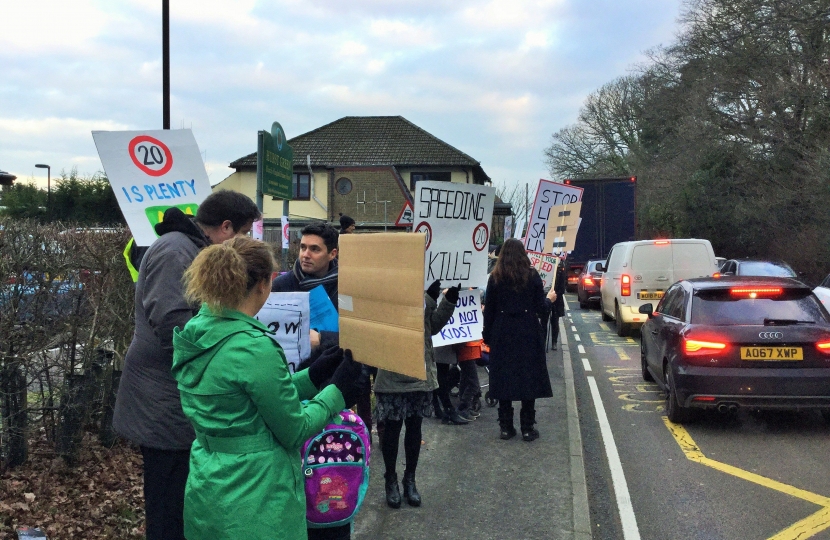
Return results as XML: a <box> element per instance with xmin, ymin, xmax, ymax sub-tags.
<box><xmin>432</xmin><ymin>290</ymin><xmax>484</xmax><ymax>346</ymax></box>
<box><xmin>255</xmin><ymin>292</ymin><xmax>311</xmax><ymax>373</ymax></box>
<box><xmin>414</xmin><ymin>181</ymin><xmax>494</xmax><ymax>289</ymax></box>
<box><xmin>92</xmin><ymin>129</ymin><xmax>212</xmax><ymax>247</ymax></box>
<box><xmin>524</xmin><ymin>179</ymin><xmax>583</xmax><ymax>253</ymax></box>
<box><xmin>527</xmin><ymin>251</ymin><xmax>560</xmax><ymax>290</ymax></box>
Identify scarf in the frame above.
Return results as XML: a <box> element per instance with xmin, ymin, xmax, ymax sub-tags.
<box><xmin>291</xmin><ymin>257</ymin><xmax>338</xmax><ymax>292</ymax></box>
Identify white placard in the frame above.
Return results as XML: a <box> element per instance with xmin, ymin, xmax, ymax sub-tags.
<box><xmin>252</xmin><ymin>219</ymin><xmax>264</xmax><ymax>240</ymax></box>
<box><xmin>92</xmin><ymin>129</ymin><xmax>212</xmax><ymax>246</ymax></box>
<box><xmin>281</xmin><ymin>216</ymin><xmax>290</xmax><ymax>249</ymax></box>
<box><xmin>524</xmin><ymin>179</ymin><xmax>584</xmax><ymax>253</ymax></box>
<box><xmin>431</xmin><ymin>290</ymin><xmax>483</xmax><ymax>346</ymax></box>
<box><xmin>255</xmin><ymin>292</ymin><xmax>311</xmax><ymax>373</ymax></box>
<box><xmin>513</xmin><ymin>216</ymin><xmax>526</xmax><ymax>240</ymax></box>
<box><xmin>413</xmin><ymin>181</ymin><xmax>495</xmax><ymax>288</ymax></box>
<box><xmin>527</xmin><ymin>251</ymin><xmax>560</xmax><ymax>289</ymax></box>
<box><xmin>503</xmin><ymin>216</ymin><xmax>514</xmax><ymax>239</ymax></box>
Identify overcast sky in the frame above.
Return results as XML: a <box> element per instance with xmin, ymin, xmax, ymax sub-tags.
<box><xmin>1</xmin><ymin>0</ymin><xmax>684</xmax><ymax>190</ymax></box>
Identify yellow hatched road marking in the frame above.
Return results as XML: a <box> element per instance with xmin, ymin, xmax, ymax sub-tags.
<box><xmin>614</xmin><ymin>346</ymin><xmax>631</xmax><ymax>360</ymax></box>
<box><xmin>599</xmin><ymin>322</ymin><xmax>610</xmax><ymax>331</ymax></box>
<box><xmin>663</xmin><ymin>417</ymin><xmax>830</xmax><ymax>539</ymax></box>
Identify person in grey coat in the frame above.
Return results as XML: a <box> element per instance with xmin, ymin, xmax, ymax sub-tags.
<box><xmin>112</xmin><ymin>190</ymin><xmax>260</xmax><ymax>540</ymax></box>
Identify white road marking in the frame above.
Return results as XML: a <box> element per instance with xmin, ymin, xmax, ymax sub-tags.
<box><xmin>587</xmin><ymin>376</ymin><xmax>642</xmax><ymax>540</ymax></box>
<box><xmin>578</xmin><ymin>344</ymin><xmax>586</xmax><ymax>354</ymax></box>
<box><xmin>582</xmin><ymin>358</ymin><xmax>592</xmax><ymax>372</ymax></box>
<box><xmin>574</xmin><ymin>334</ymin><xmax>581</xmax><ymax>342</ymax></box>
<box><xmin>571</xmin><ymin>325</ymin><xmax>577</xmax><ymax>332</ymax></box>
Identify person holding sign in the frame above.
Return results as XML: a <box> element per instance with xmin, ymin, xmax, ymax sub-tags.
<box><xmin>482</xmin><ymin>238</ymin><xmax>553</xmax><ymax>442</ymax></box>
<box><xmin>171</xmin><ymin>236</ymin><xmax>366</xmax><ymax>539</ymax></box>
<box><xmin>113</xmin><ymin>190</ymin><xmax>260</xmax><ymax>540</ymax></box>
<box><xmin>373</xmin><ymin>282</ymin><xmax>460</xmax><ymax>509</ymax></box>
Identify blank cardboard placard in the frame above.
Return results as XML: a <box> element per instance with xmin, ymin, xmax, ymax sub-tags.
<box><xmin>544</xmin><ymin>201</ymin><xmax>582</xmax><ymax>254</ymax></box>
<box><xmin>339</xmin><ymin>233</ymin><xmax>427</xmax><ymax>379</ymax></box>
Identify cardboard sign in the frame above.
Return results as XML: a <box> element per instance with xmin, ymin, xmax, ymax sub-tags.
<box><xmin>528</xmin><ymin>251</ymin><xmax>560</xmax><ymax>289</ymax></box>
<box><xmin>255</xmin><ymin>292</ymin><xmax>311</xmax><ymax>373</ymax></box>
<box><xmin>543</xmin><ymin>201</ymin><xmax>582</xmax><ymax>254</ymax></box>
<box><xmin>431</xmin><ymin>290</ymin><xmax>483</xmax><ymax>346</ymax></box>
<box><xmin>339</xmin><ymin>233</ymin><xmax>426</xmax><ymax>379</ymax></box>
<box><xmin>395</xmin><ymin>201</ymin><xmax>414</xmax><ymax>227</ymax></box>
<box><xmin>524</xmin><ymin>179</ymin><xmax>583</xmax><ymax>253</ymax></box>
<box><xmin>92</xmin><ymin>129</ymin><xmax>212</xmax><ymax>247</ymax></box>
<box><xmin>413</xmin><ymin>181</ymin><xmax>494</xmax><ymax>289</ymax></box>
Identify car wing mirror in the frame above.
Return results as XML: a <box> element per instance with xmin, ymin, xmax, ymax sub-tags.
<box><xmin>596</xmin><ymin>263</ymin><xmax>605</xmax><ymax>272</ymax></box>
<box><xmin>638</xmin><ymin>303</ymin><xmax>654</xmax><ymax>318</ymax></box>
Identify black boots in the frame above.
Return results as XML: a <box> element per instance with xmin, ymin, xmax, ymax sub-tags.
<box><xmin>402</xmin><ymin>471</ymin><xmax>421</xmax><ymax>507</ymax></box>
<box><xmin>520</xmin><ymin>407</ymin><xmax>539</xmax><ymax>442</ymax></box>
<box><xmin>498</xmin><ymin>403</ymin><xmax>516</xmax><ymax>440</ymax></box>
<box><xmin>442</xmin><ymin>408</ymin><xmax>470</xmax><ymax>425</ymax></box>
<box><xmin>384</xmin><ymin>472</ymin><xmax>401</xmax><ymax>508</ymax></box>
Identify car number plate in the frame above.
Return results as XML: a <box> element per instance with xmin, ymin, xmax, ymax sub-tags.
<box><xmin>740</xmin><ymin>347</ymin><xmax>803</xmax><ymax>361</ymax></box>
<box><xmin>638</xmin><ymin>291</ymin><xmax>664</xmax><ymax>300</ymax></box>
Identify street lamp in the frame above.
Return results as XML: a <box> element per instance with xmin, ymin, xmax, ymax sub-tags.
<box><xmin>35</xmin><ymin>164</ymin><xmax>50</xmax><ymax>220</ymax></box>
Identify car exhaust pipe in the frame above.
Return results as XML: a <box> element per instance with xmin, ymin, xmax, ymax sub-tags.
<box><xmin>717</xmin><ymin>404</ymin><xmax>729</xmax><ymax>413</ymax></box>
<box><xmin>728</xmin><ymin>404</ymin><xmax>738</xmax><ymax>413</ymax></box>
<box><xmin>717</xmin><ymin>402</ymin><xmax>739</xmax><ymax>414</ymax></box>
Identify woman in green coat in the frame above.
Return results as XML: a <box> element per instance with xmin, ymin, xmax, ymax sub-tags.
<box><xmin>172</xmin><ymin>236</ymin><xmax>364</xmax><ymax>539</ymax></box>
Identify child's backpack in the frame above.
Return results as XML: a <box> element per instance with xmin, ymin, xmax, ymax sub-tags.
<box><xmin>302</xmin><ymin>410</ymin><xmax>371</xmax><ymax>528</ymax></box>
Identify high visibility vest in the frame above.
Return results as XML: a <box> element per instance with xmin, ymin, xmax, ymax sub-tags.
<box><xmin>123</xmin><ymin>238</ymin><xmax>139</xmax><ymax>282</ymax></box>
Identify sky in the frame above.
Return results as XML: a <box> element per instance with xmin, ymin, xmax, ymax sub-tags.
<box><xmin>0</xmin><ymin>0</ymin><xmax>685</xmax><ymax>190</ymax></box>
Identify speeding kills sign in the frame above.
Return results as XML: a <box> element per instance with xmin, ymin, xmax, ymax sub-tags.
<box><xmin>92</xmin><ymin>129</ymin><xmax>212</xmax><ymax>246</ymax></box>
<box><xmin>413</xmin><ymin>181</ymin><xmax>494</xmax><ymax>289</ymax></box>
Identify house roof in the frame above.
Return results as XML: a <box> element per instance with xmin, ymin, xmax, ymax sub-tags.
<box><xmin>229</xmin><ymin>116</ymin><xmax>490</xmax><ymax>183</ymax></box>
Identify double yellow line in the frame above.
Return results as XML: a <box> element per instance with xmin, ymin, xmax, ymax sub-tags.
<box><xmin>664</xmin><ymin>418</ymin><xmax>830</xmax><ymax>539</ymax></box>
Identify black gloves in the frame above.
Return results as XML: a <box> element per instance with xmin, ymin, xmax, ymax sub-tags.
<box><xmin>307</xmin><ymin>346</ymin><xmax>344</xmax><ymax>389</ymax></box>
<box><xmin>328</xmin><ymin>349</ymin><xmax>368</xmax><ymax>409</ymax></box>
<box><xmin>426</xmin><ymin>279</ymin><xmax>442</xmax><ymax>301</ymax></box>
<box><xmin>444</xmin><ymin>283</ymin><xmax>462</xmax><ymax>304</ymax></box>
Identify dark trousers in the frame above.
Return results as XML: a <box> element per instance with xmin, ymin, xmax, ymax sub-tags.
<box><xmin>550</xmin><ymin>314</ymin><xmax>561</xmax><ymax>345</ymax></box>
<box><xmin>434</xmin><ymin>363</ymin><xmax>455</xmax><ymax>413</ymax></box>
<box><xmin>381</xmin><ymin>415</ymin><xmax>423</xmax><ymax>477</ymax></box>
<box><xmin>457</xmin><ymin>361</ymin><xmax>480</xmax><ymax>410</ymax></box>
<box><xmin>141</xmin><ymin>446</ymin><xmax>190</xmax><ymax>540</ymax></box>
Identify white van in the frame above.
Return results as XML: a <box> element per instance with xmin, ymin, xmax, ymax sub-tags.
<box><xmin>598</xmin><ymin>239</ymin><xmax>719</xmax><ymax>336</ymax></box>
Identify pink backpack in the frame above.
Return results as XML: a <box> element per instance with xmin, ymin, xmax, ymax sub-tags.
<box><xmin>301</xmin><ymin>410</ymin><xmax>371</xmax><ymax>528</ymax></box>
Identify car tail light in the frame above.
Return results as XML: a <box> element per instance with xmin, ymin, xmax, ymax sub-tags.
<box><xmin>692</xmin><ymin>396</ymin><xmax>716</xmax><ymax>402</ymax></box>
<box><xmin>730</xmin><ymin>287</ymin><xmax>782</xmax><ymax>298</ymax></box>
<box><xmin>816</xmin><ymin>341</ymin><xmax>830</xmax><ymax>354</ymax></box>
<box><xmin>654</xmin><ymin>240</ymin><xmax>670</xmax><ymax>245</ymax></box>
<box><xmin>684</xmin><ymin>338</ymin><xmax>728</xmax><ymax>356</ymax></box>
<box><xmin>583</xmin><ymin>277</ymin><xmax>594</xmax><ymax>286</ymax></box>
<box><xmin>621</xmin><ymin>274</ymin><xmax>631</xmax><ymax>296</ymax></box>
<box><xmin>713</xmin><ymin>272</ymin><xmax>721</xmax><ymax>278</ymax></box>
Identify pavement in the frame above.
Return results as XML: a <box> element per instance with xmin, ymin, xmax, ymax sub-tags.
<box><xmin>353</xmin><ymin>322</ymin><xmax>592</xmax><ymax>540</ymax></box>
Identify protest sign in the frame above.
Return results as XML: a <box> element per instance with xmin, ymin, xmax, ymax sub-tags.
<box><xmin>431</xmin><ymin>290</ymin><xmax>483</xmax><ymax>346</ymax></box>
<box><xmin>527</xmin><ymin>251</ymin><xmax>560</xmax><ymax>289</ymax></box>
<box><xmin>503</xmin><ymin>216</ymin><xmax>514</xmax><ymax>240</ymax></box>
<box><xmin>92</xmin><ymin>129</ymin><xmax>212</xmax><ymax>246</ymax></box>
<box><xmin>339</xmin><ymin>233</ymin><xmax>426</xmax><ymax>379</ymax></box>
<box><xmin>524</xmin><ymin>180</ymin><xmax>583</xmax><ymax>253</ymax></box>
<box><xmin>513</xmin><ymin>216</ymin><xmax>526</xmax><ymax>240</ymax></box>
<box><xmin>252</xmin><ymin>219</ymin><xmax>264</xmax><ymax>240</ymax></box>
<box><xmin>543</xmin><ymin>201</ymin><xmax>582</xmax><ymax>254</ymax></box>
<box><xmin>309</xmin><ymin>285</ymin><xmax>338</xmax><ymax>332</ymax></box>
<box><xmin>255</xmin><ymin>292</ymin><xmax>311</xmax><ymax>373</ymax></box>
<box><xmin>281</xmin><ymin>216</ymin><xmax>290</xmax><ymax>249</ymax></box>
<box><xmin>413</xmin><ymin>181</ymin><xmax>494</xmax><ymax>289</ymax></box>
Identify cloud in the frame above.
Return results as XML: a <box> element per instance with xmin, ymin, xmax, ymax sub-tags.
<box><xmin>0</xmin><ymin>1</ymin><xmax>109</xmax><ymax>54</ymax></box>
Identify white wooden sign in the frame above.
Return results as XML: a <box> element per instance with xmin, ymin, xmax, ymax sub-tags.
<box><xmin>527</xmin><ymin>251</ymin><xmax>560</xmax><ymax>289</ymax></box>
<box><xmin>92</xmin><ymin>129</ymin><xmax>212</xmax><ymax>246</ymax></box>
<box><xmin>524</xmin><ymin>179</ymin><xmax>583</xmax><ymax>253</ymax></box>
<box><xmin>431</xmin><ymin>290</ymin><xmax>483</xmax><ymax>346</ymax></box>
<box><xmin>413</xmin><ymin>181</ymin><xmax>494</xmax><ymax>288</ymax></box>
<box><xmin>255</xmin><ymin>292</ymin><xmax>311</xmax><ymax>373</ymax></box>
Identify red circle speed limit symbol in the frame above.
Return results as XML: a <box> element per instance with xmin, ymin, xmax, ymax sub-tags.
<box><xmin>415</xmin><ymin>221</ymin><xmax>432</xmax><ymax>249</ymax></box>
<box><xmin>282</xmin><ymin>223</ymin><xmax>289</xmax><ymax>242</ymax></box>
<box><xmin>472</xmin><ymin>223</ymin><xmax>489</xmax><ymax>251</ymax></box>
<box><xmin>129</xmin><ymin>135</ymin><xmax>174</xmax><ymax>177</ymax></box>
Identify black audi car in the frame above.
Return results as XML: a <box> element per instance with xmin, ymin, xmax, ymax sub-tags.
<box><xmin>638</xmin><ymin>276</ymin><xmax>830</xmax><ymax>423</ymax></box>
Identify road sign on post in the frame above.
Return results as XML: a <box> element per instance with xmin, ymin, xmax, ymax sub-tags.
<box><xmin>258</xmin><ymin>122</ymin><xmax>293</xmax><ymax>200</ymax></box>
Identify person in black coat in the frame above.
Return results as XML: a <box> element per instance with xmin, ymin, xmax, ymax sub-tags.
<box><xmin>549</xmin><ymin>262</ymin><xmax>566</xmax><ymax>350</ymax></box>
<box><xmin>482</xmin><ymin>238</ymin><xmax>554</xmax><ymax>442</ymax></box>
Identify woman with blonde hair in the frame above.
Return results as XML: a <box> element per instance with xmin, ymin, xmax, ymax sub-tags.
<box><xmin>482</xmin><ymin>238</ymin><xmax>553</xmax><ymax>442</ymax></box>
<box><xmin>172</xmin><ymin>236</ymin><xmax>365</xmax><ymax>539</ymax></box>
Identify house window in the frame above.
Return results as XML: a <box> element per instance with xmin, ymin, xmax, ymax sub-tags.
<box><xmin>410</xmin><ymin>171</ymin><xmax>451</xmax><ymax>190</ymax></box>
<box><xmin>293</xmin><ymin>173</ymin><xmax>310</xmax><ymax>200</ymax></box>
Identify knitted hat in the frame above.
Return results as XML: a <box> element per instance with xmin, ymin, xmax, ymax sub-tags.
<box><xmin>339</xmin><ymin>213</ymin><xmax>355</xmax><ymax>230</ymax></box>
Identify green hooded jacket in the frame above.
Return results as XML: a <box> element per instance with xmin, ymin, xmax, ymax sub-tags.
<box><xmin>172</xmin><ymin>305</ymin><xmax>345</xmax><ymax>540</ymax></box>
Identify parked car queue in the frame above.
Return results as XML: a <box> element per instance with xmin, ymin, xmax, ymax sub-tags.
<box><xmin>570</xmin><ymin>238</ymin><xmax>830</xmax><ymax>424</ymax></box>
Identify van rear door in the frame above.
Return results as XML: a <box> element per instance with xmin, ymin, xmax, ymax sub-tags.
<box><xmin>671</xmin><ymin>241</ymin><xmax>716</xmax><ymax>281</ymax></box>
<box><xmin>630</xmin><ymin>242</ymin><xmax>672</xmax><ymax>301</ymax></box>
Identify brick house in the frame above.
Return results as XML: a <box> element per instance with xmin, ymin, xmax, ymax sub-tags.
<box><xmin>217</xmin><ymin>116</ymin><xmax>510</xmax><ymax>239</ymax></box>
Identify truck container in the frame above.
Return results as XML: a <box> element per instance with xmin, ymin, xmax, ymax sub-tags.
<box><xmin>563</xmin><ymin>176</ymin><xmax>637</xmax><ymax>291</ymax></box>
